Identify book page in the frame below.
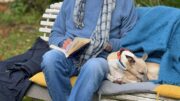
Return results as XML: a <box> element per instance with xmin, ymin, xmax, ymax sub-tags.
<box><xmin>50</xmin><ymin>45</ymin><xmax>68</xmax><ymax>57</ymax></box>
<box><xmin>50</xmin><ymin>37</ymin><xmax>90</xmax><ymax>57</ymax></box>
<box><xmin>66</xmin><ymin>37</ymin><xmax>90</xmax><ymax>57</ymax></box>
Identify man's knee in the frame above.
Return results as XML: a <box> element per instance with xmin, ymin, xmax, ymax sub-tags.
<box><xmin>83</xmin><ymin>58</ymin><xmax>109</xmax><ymax>75</ymax></box>
<box><xmin>41</xmin><ymin>49</ymin><xmax>66</xmax><ymax>70</ymax></box>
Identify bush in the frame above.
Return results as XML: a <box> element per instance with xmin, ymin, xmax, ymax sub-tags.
<box><xmin>10</xmin><ymin>0</ymin><xmax>63</xmax><ymax>14</ymax></box>
<box><xmin>135</xmin><ymin>0</ymin><xmax>180</xmax><ymax>7</ymax></box>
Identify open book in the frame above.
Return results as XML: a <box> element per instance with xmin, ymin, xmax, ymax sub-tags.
<box><xmin>50</xmin><ymin>37</ymin><xmax>91</xmax><ymax>57</ymax></box>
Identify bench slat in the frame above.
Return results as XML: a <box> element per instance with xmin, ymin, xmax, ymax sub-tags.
<box><xmin>39</xmin><ymin>27</ymin><xmax>52</xmax><ymax>33</ymax></box>
<box><xmin>104</xmin><ymin>95</ymin><xmax>157</xmax><ymax>101</ymax></box>
<box><xmin>45</xmin><ymin>9</ymin><xmax>60</xmax><ymax>14</ymax></box>
<box><xmin>102</xmin><ymin>93</ymin><xmax>179</xmax><ymax>101</ymax></box>
<box><xmin>40</xmin><ymin>21</ymin><xmax>54</xmax><ymax>27</ymax></box>
<box><xmin>50</xmin><ymin>3</ymin><xmax>62</xmax><ymax>9</ymax></box>
<box><xmin>42</xmin><ymin>14</ymin><xmax>57</xmax><ymax>19</ymax></box>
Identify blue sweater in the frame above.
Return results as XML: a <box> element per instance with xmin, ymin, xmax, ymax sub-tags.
<box><xmin>49</xmin><ymin>0</ymin><xmax>137</xmax><ymax>52</ymax></box>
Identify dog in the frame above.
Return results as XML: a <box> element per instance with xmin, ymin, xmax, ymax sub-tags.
<box><xmin>107</xmin><ymin>48</ymin><xmax>159</xmax><ymax>84</ymax></box>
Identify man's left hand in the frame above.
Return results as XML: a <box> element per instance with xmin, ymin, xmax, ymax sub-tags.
<box><xmin>104</xmin><ymin>43</ymin><xmax>112</xmax><ymax>52</ymax></box>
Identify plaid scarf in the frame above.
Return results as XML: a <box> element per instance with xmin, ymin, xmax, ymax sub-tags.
<box><xmin>73</xmin><ymin>0</ymin><xmax>116</xmax><ymax>66</ymax></box>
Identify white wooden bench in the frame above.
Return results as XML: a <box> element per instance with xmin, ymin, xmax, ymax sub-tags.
<box><xmin>25</xmin><ymin>2</ymin><xmax>179</xmax><ymax>101</ymax></box>
<box><xmin>0</xmin><ymin>0</ymin><xmax>14</xmax><ymax>3</ymax></box>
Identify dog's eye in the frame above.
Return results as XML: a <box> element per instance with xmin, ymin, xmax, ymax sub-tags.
<box><xmin>140</xmin><ymin>72</ymin><xmax>144</xmax><ymax>75</ymax></box>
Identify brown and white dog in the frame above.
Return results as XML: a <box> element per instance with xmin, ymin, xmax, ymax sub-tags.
<box><xmin>107</xmin><ymin>48</ymin><xmax>159</xmax><ymax>84</ymax></box>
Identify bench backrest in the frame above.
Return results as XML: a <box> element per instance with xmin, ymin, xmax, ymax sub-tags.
<box><xmin>0</xmin><ymin>0</ymin><xmax>14</xmax><ymax>3</ymax></box>
<box><xmin>39</xmin><ymin>2</ymin><xmax>62</xmax><ymax>41</ymax></box>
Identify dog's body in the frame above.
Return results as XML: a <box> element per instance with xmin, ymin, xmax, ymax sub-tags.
<box><xmin>107</xmin><ymin>49</ymin><xmax>159</xmax><ymax>84</ymax></box>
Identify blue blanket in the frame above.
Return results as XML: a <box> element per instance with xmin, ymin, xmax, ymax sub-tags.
<box><xmin>120</xmin><ymin>6</ymin><xmax>180</xmax><ymax>85</ymax></box>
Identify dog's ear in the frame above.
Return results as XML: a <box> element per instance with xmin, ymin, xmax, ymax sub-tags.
<box><xmin>142</xmin><ymin>53</ymin><xmax>148</xmax><ymax>61</ymax></box>
<box><xmin>125</xmin><ymin>55</ymin><xmax>135</xmax><ymax>64</ymax></box>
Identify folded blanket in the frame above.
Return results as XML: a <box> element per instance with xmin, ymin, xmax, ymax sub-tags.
<box><xmin>98</xmin><ymin>80</ymin><xmax>157</xmax><ymax>95</ymax></box>
<box><xmin>120</xmin><ymin>6</ymin><xmax>180</xmax><ymax>85</ymax></box>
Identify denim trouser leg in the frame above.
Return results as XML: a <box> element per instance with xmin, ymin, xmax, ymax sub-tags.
<box><xmin>68</xmin><ymin>58</ymin><xmax>109</xmax><ymax>101</ymax></box>
<box><xmin>41</xmin><ymin>50</ymin><xmax>76</xmax><ymax>101</ymax></box>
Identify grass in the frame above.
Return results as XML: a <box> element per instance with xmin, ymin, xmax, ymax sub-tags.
<box><xmin>0</xmin><ymin>9</ymin><xmax>42</xmax><ymax>60</ymax></box>
<box><xmin>0</xmin><ymin>25</ymin><xmax>41</xmax><ymax>59</ymax></box>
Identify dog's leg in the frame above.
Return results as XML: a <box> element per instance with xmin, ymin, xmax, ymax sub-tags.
<box><xmin>121</xmin><ymin>76</ymin><xmax>138</xmax><ymax>83</ymax></box>
<box><xmin>107</xmin><ymin>74</ymin><xmax>115</xmax><ymax>82</ymax></box>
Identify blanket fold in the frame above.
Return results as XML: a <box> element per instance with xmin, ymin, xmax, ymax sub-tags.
<box><xmin>121</xmin><ymin>6</ymin><xmax>180</xmax><ymax>85</ymax></box>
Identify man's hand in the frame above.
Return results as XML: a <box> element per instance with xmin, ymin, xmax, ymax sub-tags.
<box><xmin>104</xmin><ymin>43</ymin><xmax>112</xmax><ymax>52</ymax></box>
<box><xmin>62</xmin><ymin>38</ymin><xmax>72</xmax><ymax>49</ymax></box>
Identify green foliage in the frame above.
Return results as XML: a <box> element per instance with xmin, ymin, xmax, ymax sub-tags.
<box><xmin>0</xmin><ymin>12</ymin><xmax>41</xmax><ymax>26</ymax></box>
<box><xmin>10</xmin><ymin>0</ymin><xmax>63</xmax><ymax>14</ymax></box>
<box><xmin>10</xmin><ymin>0</ymin><xmax>27</xmax><ymax>15</ymax></box>
<box><xmin>10</xmin><ymin>0</ymin><xmax>180</xmax><ymax>15</ymax></box>
<box><xmin>135</xmin><ymin>0</ymin><xmax>180</xmax><ymax>8</ymax></box>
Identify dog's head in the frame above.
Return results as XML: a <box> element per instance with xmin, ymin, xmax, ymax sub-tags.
<box><xmin>118</xmin><ymin>49</ymin><xmax>148</xmax><ymax>82</ymax></box>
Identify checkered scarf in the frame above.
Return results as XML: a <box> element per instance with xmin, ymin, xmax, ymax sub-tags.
<box><xmin>73</xmin><ymin>0</ymin><xmax>116</xmax><ymax>66</ymax></box>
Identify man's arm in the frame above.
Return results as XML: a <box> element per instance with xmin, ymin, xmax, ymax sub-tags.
<box><xmin>48</xmin><ymin>1</ymin><xmax>67</xmax><ymax>47</ymax></box>
<box><xmin>110</xmin><ymin>0</ymin><xmax>137</xmax><ymax>52</ymax></box>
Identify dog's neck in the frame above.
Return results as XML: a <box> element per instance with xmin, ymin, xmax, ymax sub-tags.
<box><xmin>117</xmin><ymin>49</ymin><xmax>148</xmax><ymax>82</ymax></box>
<box><xmin>117</xmin><ymin>48</ymin><xmax>134</xmax><ymax>70</ymax></box>
<box><xmin>116</xmin><ymin>59</ymin><xmax>127</xmax><ymax>71</ymax></box>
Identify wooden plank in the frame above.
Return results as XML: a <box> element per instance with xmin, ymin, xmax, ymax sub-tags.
<box><xmin>133</xmin><ymin>93</ymin><xmax>179</xmax><ymax>101</ymax></box>
<box><xmin>40</xmin><ymin>36</ymin><xmax>49</xmax><ymax>42</ymax></box>
<box><xmin>25</xmin><ymin>84</ymin><xmax>51</xmax><ymax>101</ymax></box>
<box><xmin>39</xmin><ymin>27</ymin><xmax>52</xmax><ymax>33</ymax></box>
<box><xmin>50</xmin><ymin>3</ymin><xmax>62</xmax><ymax>9</ymax></box>
<box><xmin>101</xmin><ymin>99</ymin><xmax>118</xmax><ymax>101</ymax></box>
<box><xmin>45</xmin><ymin>9</ymin><xmax>60</xmax><ymax>14</ymax></box>
<box><xmin>40</xmin><ymin>21</ymin><xmax>54</xmax><ymax>27</ymax></box>
<box><xmin>42</xmin><ymin>14</ymin><xmax>57</xmax><ymax>19</ymax></box>
<box><xmin>106</xmin><ymin>95</ymin><xmax>156</xmax><ymax>101</ymax></box>
<box><xmin>0</xmin><ymin>0</ymin><xmax>14</xmax><ymax>3</ymax></box>
<box><xmin>102</xmin><ymin>93</ymin><xmax>179</xmax><ymax>101</ymax></box>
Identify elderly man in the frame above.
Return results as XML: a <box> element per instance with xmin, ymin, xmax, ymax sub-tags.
<box><xmin>41</xmin><ymin>0</ymin><xmax>137</xmax><ymax>101</ymax></box>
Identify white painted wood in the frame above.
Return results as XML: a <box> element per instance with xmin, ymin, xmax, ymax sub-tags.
<box><xmin>40</xmin><ymin>36</ymin><xmax>49</xmax><ymax>42</ymax></box>
<box><xmin>45</xmin><ymin>9</ymin><xmax>60</xmax><ymax>14</ymax></box>
<box><xmin>42</xmin><ymin>14</ymin><xmax>57</xmax><ymax>19</ymax></box>
<box><xmin>0</xmin><ymin>0</ymin><xmax>14</xmax><ymax>2</ymax></box>
<box><xmin>102</xmin><ymin>93</ymin><xmax>179</xmax><ymax>101</ymax></box>
<box><xmin>133</xmin><ymin>93</ymin><xmax>177</xmax><ymax>101</ymax></box>
<box><xmin>39</xmin><ymin>27</ymin><xmax>52</xmax><ymax>33</ymax></box>
<box><xmin>39</xmin><ymin>2</ymin><xmax>62</xmax><ymax>42</ymax></box>
<box><xmin>101</xmin><ymin>99</ymin><xmax>118</xmax><ymax>101</ymax></box>
<box><xmin>40</xmin><ymin>21</ymin><xmax>54</xmax><ymax>27</ymax></box>
<box><xmin>26</xmin><ymin>84</ymin><xmax>52</xmax><ymax>101</ymax></box>
<box><xmin>115</xmin><ymin>95</ymin><xmax>158</xmax><ymax>101</ymax></box>
<box><xmin>50</xmin><ymin>2</ymin><xmax>62</xmax><ymax>9</ymax></box>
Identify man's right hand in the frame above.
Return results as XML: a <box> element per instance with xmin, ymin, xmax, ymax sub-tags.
<box><xmin>62</xmin><ymin>38</ymin><xmax>72</xmax><ymax>49</ymax></box>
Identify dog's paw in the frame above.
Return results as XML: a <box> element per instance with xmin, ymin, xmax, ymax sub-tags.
<box><xmin>107</xmin><ymin>74</ymin><xmax>115</xmax><ymax>82</ymax></box>
<box><xmin>113</xmin><ymin>79</ymin><xmax>123</xmax><ymax>84</ymax></box>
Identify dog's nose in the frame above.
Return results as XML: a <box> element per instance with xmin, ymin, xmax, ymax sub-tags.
<box><xmin>138</xmin><ymin>73</ymin><xmax>148</xmax><ymax>82</ymax></box>
<box><xmin>142</xmin><ymin>75</ymin><xmax>148</xmax><ymax>82</ymax></box>
<box><xmin>140</xmin><ymin>72</ymin><xmax>144</xmax><ymax>75</ymax></box>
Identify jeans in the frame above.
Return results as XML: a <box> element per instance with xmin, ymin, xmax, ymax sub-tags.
<box><xmin>41</xmin><ymin>49</ymin><xmax>109</xmax><ymax>101</ymax></box>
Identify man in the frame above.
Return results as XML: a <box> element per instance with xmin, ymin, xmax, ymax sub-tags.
<box><xmin>41</xmin><ymin>0</ymin><xmax>137</xmax><ymax>101</ymax></box>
